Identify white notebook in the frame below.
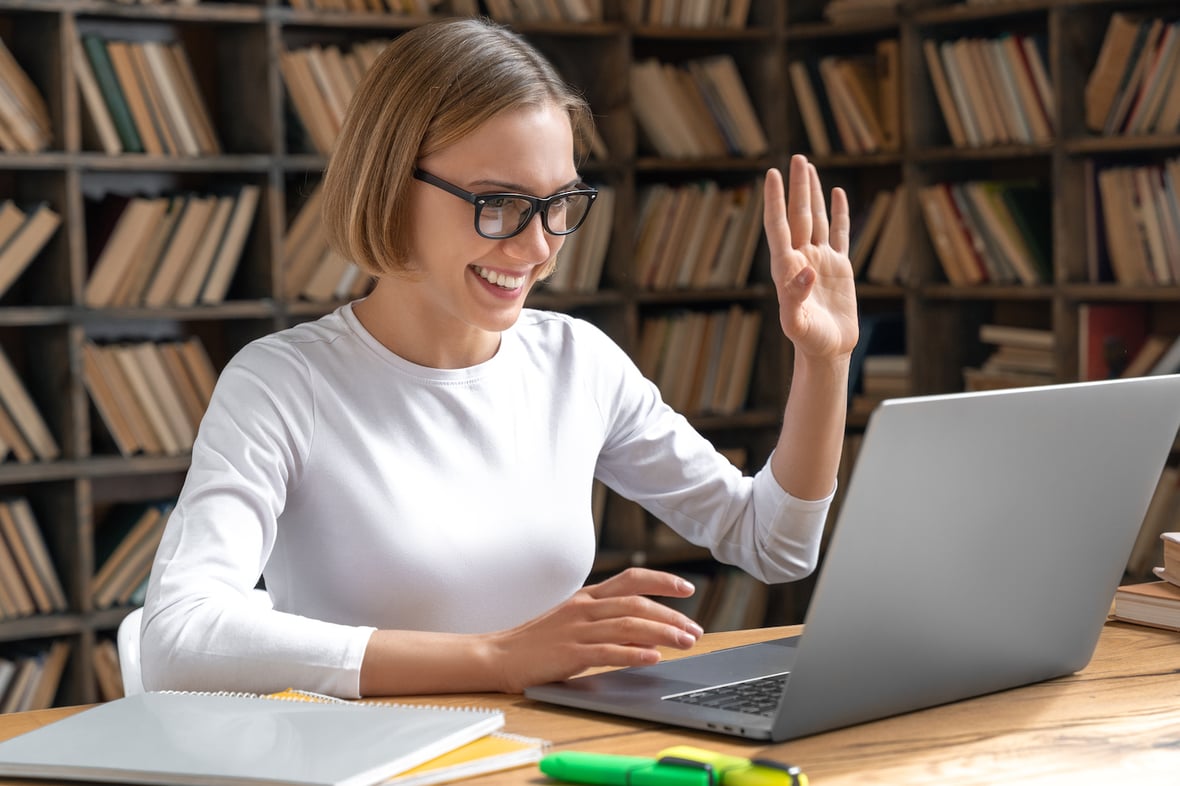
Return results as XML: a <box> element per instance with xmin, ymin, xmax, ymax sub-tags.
<box><xmin>0</xmin><ymin>691</ymin><xmax>504</xmax><ymax>786</ymax></box>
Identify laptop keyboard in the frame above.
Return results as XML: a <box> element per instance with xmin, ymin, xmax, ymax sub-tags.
<box><xmin>664</xmin><ymin>672</ymin><xmax>789</xmax><ymax>717</ymax></box>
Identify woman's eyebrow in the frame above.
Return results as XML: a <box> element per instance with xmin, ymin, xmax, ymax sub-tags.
<box><xmin>470</xmin><ymin>177</ymin><xmax>583</xmax><ymax>195</ymax></box>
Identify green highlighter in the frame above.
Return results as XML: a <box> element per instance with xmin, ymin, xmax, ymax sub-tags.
<box><xmin>540</xmin><ymin>749</ymin><xmax>807</xmax><ymax>786</ymax></box>
<box><xmin>540</xmin><ymin>752</ymin><xmax>713</xmax><ymax>786</ymax></box>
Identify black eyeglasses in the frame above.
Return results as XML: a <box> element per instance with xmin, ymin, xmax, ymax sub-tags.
<box><xmin>413</xmin><ymin>169</ymin><xmax>598</xmax><ymax>240</ymax></box>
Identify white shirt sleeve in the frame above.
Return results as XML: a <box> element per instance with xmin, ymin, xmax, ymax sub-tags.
<box><xmin>140</xmin><ymin>340</ymin><xmax>375</xmax><ymax>697</ymax></box>
<box><xmin>584</xmin><ymin>322</ymin><xmax>833</xmax><ymax>583</ymax></box>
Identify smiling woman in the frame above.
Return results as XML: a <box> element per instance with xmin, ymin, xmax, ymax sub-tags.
<box><xmin>137</xmin><ymin>17</ymin><xmax>860</xmax><ymax>701</ymax></box>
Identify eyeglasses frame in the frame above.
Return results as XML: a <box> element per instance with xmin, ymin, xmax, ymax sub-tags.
<box><xmin>412</xmin><ymin>168</ymin><xmax>598</xmax><ymax>240</ymax></box>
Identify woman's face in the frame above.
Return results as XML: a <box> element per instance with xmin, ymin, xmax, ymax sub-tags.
<box><xmin>406</xmin><ymin>103</ymin><xmax>579</xmax><ymax>338</ymax></box>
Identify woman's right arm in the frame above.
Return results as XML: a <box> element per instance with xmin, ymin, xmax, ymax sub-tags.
<box><xmin>358</xmin><ymin>567</ymin><xmax>702</xmax><ymax>696</ymax></box>
<box><xmin>140</xmin><ymin>341</ymin><xmax>375</xmax><ymax>697</ymax></box>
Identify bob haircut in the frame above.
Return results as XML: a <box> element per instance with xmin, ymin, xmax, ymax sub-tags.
<box><xmin>320</xmin><ymin>18</ymin><xmax>594</xmax><ymax>277</ymax></box>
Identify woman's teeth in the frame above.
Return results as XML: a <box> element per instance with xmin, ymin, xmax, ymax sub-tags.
<box><xmin>474</xmin><ymin>266</ymin><xmax>526</xmax><ymax>289</ymax></box>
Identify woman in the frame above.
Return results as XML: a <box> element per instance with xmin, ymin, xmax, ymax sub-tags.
<box><xmin>140</xmin><ymin>17</ymin><xmax>857</xmax><ymax>698</ymax></box>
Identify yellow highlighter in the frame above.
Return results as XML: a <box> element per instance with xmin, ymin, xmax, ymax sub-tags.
<box><xmin>656</xmin><ymin>746</ymin><xmax>808</xmax><ymax>786</ymax></box>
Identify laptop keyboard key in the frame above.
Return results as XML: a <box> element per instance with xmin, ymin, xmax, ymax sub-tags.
<box><xmin>664</xmin><ymin>673</ymin><xmax>788</xmax><ymax>718</ymax></box>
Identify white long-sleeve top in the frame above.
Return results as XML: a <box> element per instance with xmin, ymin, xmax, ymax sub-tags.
<box><xmin>140</xmin><ymin>305</ymin><xmax>833</xmax><ymax>697</ymax></box>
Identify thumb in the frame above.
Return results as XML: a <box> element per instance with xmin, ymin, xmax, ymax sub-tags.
<box><xmin>784</xmin><ymin>265</ymin><xmax>815</xmax><ymax>301</ymax></box>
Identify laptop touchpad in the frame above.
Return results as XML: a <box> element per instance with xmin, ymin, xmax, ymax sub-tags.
<box><xmin>640</xmin><ymin>636</ymin><xmax>800</xmax><ymax>685</ymax></box>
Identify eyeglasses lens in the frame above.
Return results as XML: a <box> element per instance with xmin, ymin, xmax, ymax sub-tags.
<box><xmin>477</xmin><ymin>194</ymin><xmax>592</xmax><ymax>238</ymax></box>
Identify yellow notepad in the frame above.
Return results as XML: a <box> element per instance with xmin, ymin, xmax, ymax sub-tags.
<box><xmin>384</xmin><ymin>731</ymin><xmax>548</xmax><ymax>786</ymax></box>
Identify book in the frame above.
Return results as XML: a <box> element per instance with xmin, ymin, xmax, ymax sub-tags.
<box><xmin>0</xmin><ymin>343</ymin><xmax>58</xmax><ymax>462</ymax></box>
<box><xmin>0</xmin><ymin>690</ymin><xmax>505</xmax><ymax>786</ymax></box>
<box><xmin>1112</xmin><ymin>581</ymin><xmax>1180</xmax><ymax>633</ymax></box>
<box><xmin>80</xmin><ymin>35</ymin><xmax>142</xmax><ymax>153</ymax></box>
<box><xmin>0</xmin><ymin>517</ymin><xmax>34</xmax><ymax>617</ymax></box>
<box><xmin>1086</xmin><ymin>13</ymin><xmax>1148</xmax><ymax>132</ymax></box>
<box><xmin>384</xmin><ymin>732</ymin><xmax>548</xmax><ymax>786</ymax></box>
<box><xmin>788</xmin><ymin>60</ymin><xmax>831</xmax><ymax>156</ymax></box>
<box><xmin>91</xmin><ymin>502</ymin><xmax>171</xmax><ymax>609</ymax></box>
<box><xmin>84</xmin><ymin>196</ymin><xmax>169</xmax><ymax>308</ymax></box>
<box><xmin>1153</xmin><ymin>532</ymin><xmax>1180</xmax><ymax>587</ymax></box>
<box><xmin>198</xmin><ymin>184</ymin><xmax>261</xmax><ymax>304</ymax></box>
<box><xmin>0</xmin><ymin>499</ymin><xmax>66</xmax><ymax>614</ymax></box>
<box><xmin>1078</xmin><ymin>303</ymin><xmax>1148</xmax><ymax>381</ymax></box>
<box><xmin>0</xmin><ymin>37</ymin><xmax>51</xmax><ymax>153</ymax></box>
<box><xmin>0</xmin><ymin>202</ymin><xmax>61</xmax><ymax>300</ymax></box>
<box><xmin>105</xmin><ymin>39</ymin><xmax>164</xmax><ymax>155</ymax></box>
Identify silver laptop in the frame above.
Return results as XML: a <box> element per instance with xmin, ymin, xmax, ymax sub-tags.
<box><xmin>525</xmin><ymin>376</ymin><xmax>1180</xmax><ymax>741</ymax></box>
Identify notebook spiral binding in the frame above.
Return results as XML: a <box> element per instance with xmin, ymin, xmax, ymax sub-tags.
<box><xmin>156</xmin><ymin>688</ymin><xmax>499</xmax><ymax>714</ymax></box>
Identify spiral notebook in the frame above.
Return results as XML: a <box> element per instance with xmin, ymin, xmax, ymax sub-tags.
<box><xmin>0</xmin><ymin>690</ymin><xmax>504</xmax><ymax>786</ymax></box>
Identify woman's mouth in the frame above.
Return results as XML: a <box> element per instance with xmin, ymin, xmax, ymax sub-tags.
<box><xmin>472</xmin><ymin>265</ymin><xmax>527</xmax><ymax>290</ymax></box>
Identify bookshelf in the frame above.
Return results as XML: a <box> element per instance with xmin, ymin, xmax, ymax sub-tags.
<box><xmin>2</xmin><ymin>0</ymin><xmax>1178</xmax><ymax>709</ymax></box>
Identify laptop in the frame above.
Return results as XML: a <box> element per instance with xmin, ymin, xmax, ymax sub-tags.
<box><xmin>525</xmin><ymin>376</ymin><xmax>1180</xmax><ymax>741</ymax></box>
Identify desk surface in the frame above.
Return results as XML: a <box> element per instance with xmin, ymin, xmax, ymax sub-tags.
<box><xmin>1</xmin><ymin>621</ymin><xmax>1178</xmax><ymax>785</ymax></box>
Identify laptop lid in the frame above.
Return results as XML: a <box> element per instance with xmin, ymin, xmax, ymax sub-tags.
<box><xmin>525</xmin><ymin>376</ymin><xmax>1180</xmax><ymax>741</ymax></box>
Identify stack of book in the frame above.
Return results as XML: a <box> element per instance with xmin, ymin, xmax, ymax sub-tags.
<box><xmin>788</xmin><ymin>42</ymin><xmax>901</xmax><ymax>156</ymax></box>
<box><xmin>0</xmin><ymin>498</ymin><xmax>66</xmax><ymax>621</ymax></box>
<box><xmin>1114</xmin><ymin>532</ymin><xmax>1180</xmax><ymax>633</ymax></box>
<box><xmin>81</xmin><ymin>338</ymin><xmax>216</xmax><ymax>458</ymax></box>
<box><xmin>91</xmin><ymin>501</ymin><xmax>175</xmax><ymax>611</ymax></box>
<box><xmin>0</xmin><ymin>201</ymin><xmax>60</xmax><ymax>302</ymax></box>
<box><xmin>283</xmin><ymin>37</ymin><xmax>608</xmax><ymax>162</ymax></box>
<box><xmin>857</xmin><ymin>186</ymin><xmax>909</xmax><ymax>285</ymax></box>
<box><xmin>279</xmin><ymin>40</ymin><xmax>391</xmax><ymax>155</ymax></box>
<box><xmin>917</xmin><ymin>180</ymin><xmax>1050</xmax><ymax>287</ymax></box>
<box><xmin>1085</xmin><ymin>14</ymin><xmax>1180</xmax><ymax>138</ymax></box>
<box><xmin>0</xmin><ymin>344</ymin><xmax>58</xmax><ymax>464</ymax></box>
<box><xmin>83</xmin><ymin>186</ymin><xmax>260</xmax><ymax>308</ymax></box>
<box><xmin>637</xmin><ymin>306</ymin><xmax>761</xmax><ymax>417</ymax></box>
<box><xmin>0</xmin><ymin>640</ymin><xmax>71</xmax><ymax>713</ymax></box>
<box><xmin>485</xmin><ymin>0</ymin><xmax>601</xmax><ymax>23</ymax></box>
<box><xmin>539</xmin><ymin>184</ymin><xmax>614</xmax><ymax>295</ymax></box>
<box><xmin>1092</xmin><ymin>158</ymin><xmax>1180</xmax><ymax>286</ymax></box>
<box><xmin>849</xmin><ymin>353</ymin><xmax>911</xmax><ymax>417</ymax></box>
<box><xmin>622</xmin><ymin>1</ymin><xmax>752</xmax><ymax>29</ymax></box>
<box><xmin>283</xmin><ymin>184</ymin><xmax>372</xmax><ymax>303</ymax></box>
<box><xmin>0</xmin><ymin>37</ymin><xmax>52</xmax><ymax>153</ymax></box>
<box><xmin>923</xmin><ymin>33</ymin><xmax>1054</xmax><ymax>149</ymax></box>
<box><xmin>963</xmin><ymin>323</ymin><xmax>1055</xmax><ymax>391</ymax></box>
<box><xmin>630</xmin><ymin>55</ymin><xmax>768</xmax><ymax>159</ymax></box>
<box><xmin>74</xmin><ymin>34</ymin><xmax>220</xmax><ymax>157</ymax></box>
<box><xmin>631</xmin><ymin>179</ymin><xmax>762</xmax><ymax>291</ymax></box>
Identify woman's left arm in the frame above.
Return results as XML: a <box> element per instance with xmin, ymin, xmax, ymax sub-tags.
<box><xmin>765</xmin><ymin>155</ymin><xmax>859</xmax><ymax>501</ymax></box>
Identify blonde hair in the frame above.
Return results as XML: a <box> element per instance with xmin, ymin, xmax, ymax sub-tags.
<box><xmin>320</xmin><ymin>18</ymin><xmax>593</xmax><ymax>277</ymax></box>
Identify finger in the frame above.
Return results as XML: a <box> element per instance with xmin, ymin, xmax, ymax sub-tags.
<box><xmin>808</xmin><ymin>163</ymin><xmax>829</xmax><ymax>246</ymax></box>
<box><xmin>573</xmin><ymin>643</ymin><xmax>666</xmax><ymax>671</ymax></box>
<box><xmin>830</xmin><ymin>186</ymin><xmax>850</xmax><ymax>256</ymax></box>
<box><xmin>787</xmin><ymin>154</ymin><xmax>812</xmax><ymax>250</ymax></box>
<box><xmin>583</xmin><ymin>567</ymin><xmax>696</xmax><ymax>600</ymax></box>
<box><xmin>762</xmin><ymin>167</ymin><xmax>791</xmax><ymax>256</ymax></box>
<box><xmin>581</xmin><ymin>610</ymin><xmax>700</xmax><ymax>650</ymax></box>
<box><xmin>582</xmin><ymin>592</ymin><xmax>699</xmax><ymax>626</ymax></box>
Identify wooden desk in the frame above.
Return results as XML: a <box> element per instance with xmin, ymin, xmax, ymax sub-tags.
<box><xmin>1</xmin><ymin>621</ymin><xmax>1178</xmax><ymax>785</ymax></box>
